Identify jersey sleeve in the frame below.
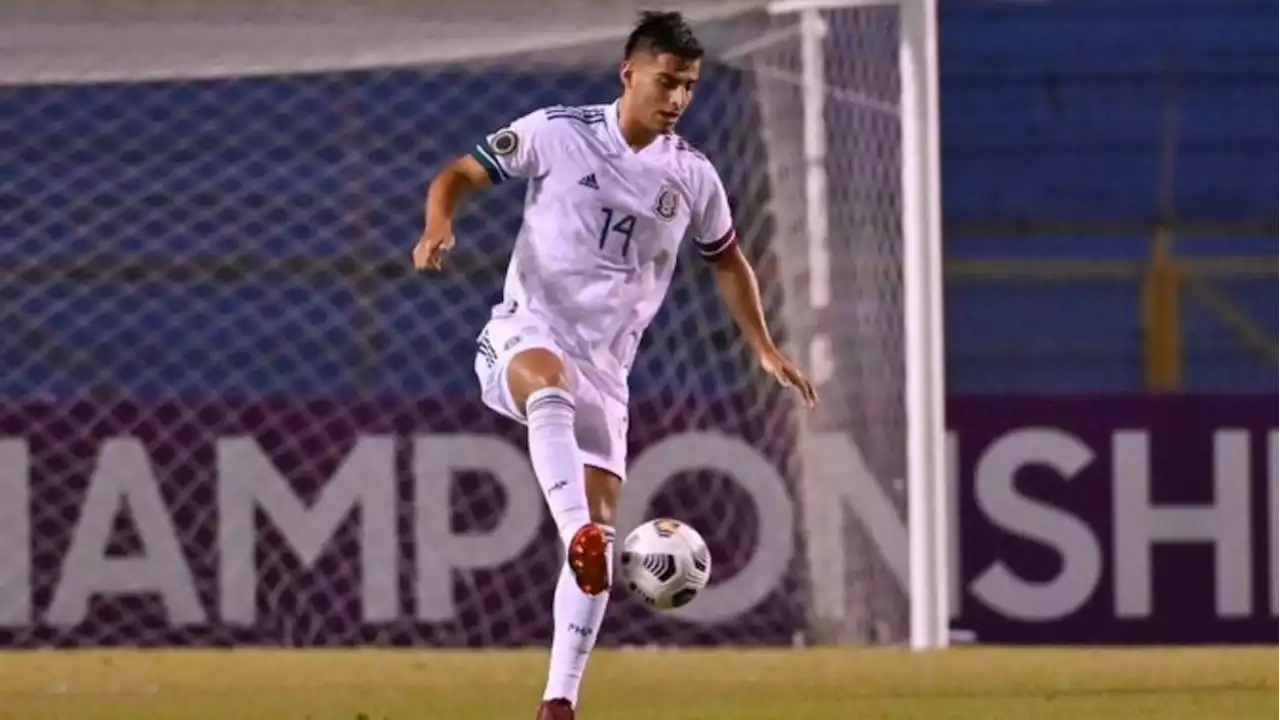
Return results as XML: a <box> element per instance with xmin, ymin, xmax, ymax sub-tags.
<box><xmin>469</xmin><ymin>109</ymin><xmax>552</xmax><ymax>184</ymax></box>
<box><xmin>690</xmin><ymin>162</ymin><xmax>738</xmax><ymax>261</ymax></box>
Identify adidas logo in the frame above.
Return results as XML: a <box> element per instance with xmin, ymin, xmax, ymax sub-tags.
<box><xmin>578</xmin><ymin>173</ymin><xmax>599</xmax><ymax>190</ymax></box>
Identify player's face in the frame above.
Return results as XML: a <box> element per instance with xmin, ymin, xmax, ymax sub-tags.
<box><xmin>622</xmin><ymin>52</ymin><xmax>701</xmax><ymax>134</ymax></box>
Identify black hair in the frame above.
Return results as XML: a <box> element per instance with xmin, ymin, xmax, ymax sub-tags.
<box><xmin>623</xmin><ymin>11</ymin><xmax>704</xmax><ymax>61</ymax></box>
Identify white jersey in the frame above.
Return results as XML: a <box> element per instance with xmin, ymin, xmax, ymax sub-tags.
<box><xmin>470</xmin><ymin>100</ymin><xmax>737</xmax><ymax>401</ymax></box>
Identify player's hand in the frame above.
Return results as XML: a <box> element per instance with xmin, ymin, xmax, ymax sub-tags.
<box><xmin>413</xmin><ymin>226</ymin><xmax>455</xmax><ymax>271</ymax></box>
<box><xmin>760</xmin><ymin>348</ymin><xmax>819</xmax><ymax>409</ymax></box>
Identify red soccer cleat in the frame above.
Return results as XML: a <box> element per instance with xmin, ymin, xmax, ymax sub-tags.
<box><xmin>536</xmin><ymin>698</ymin><xmax>575</xmax><ymax>719</ymax></box>
<box><xmin>567</xmin><ymin>523</ymin><xmax>610</xmax><ymax>596</ymax></box>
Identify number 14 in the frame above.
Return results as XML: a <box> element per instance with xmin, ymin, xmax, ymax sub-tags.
<box><xmin>598</xmin><ymin>207</ymin><xmax>636</xmax><ymax>258</ymax></box>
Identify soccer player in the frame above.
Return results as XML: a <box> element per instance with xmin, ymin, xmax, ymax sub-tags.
<box><xmin>412</xmin><ymin>11</ymin><xmax>818</xmax><ymax>719</ymax></box>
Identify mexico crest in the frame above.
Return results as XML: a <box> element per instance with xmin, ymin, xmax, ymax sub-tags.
<box><xmin>653</xmin><ymin>184</ymin><xmax>679</xmax><ymax>220</ymax></box>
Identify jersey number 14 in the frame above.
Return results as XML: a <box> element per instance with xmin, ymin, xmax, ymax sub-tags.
<box><xmin>598</xmin><ymin>207</ymin><xmax>637</xmax><ymax>258</ymax></box>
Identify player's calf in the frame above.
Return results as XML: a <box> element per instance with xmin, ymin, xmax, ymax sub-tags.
<box><xmin>506</xmin><ymin>349</ymin><xmax>597</xmax><ymax>562</ymax></box>
<box><xmin>543</xmin><ymin>467</ymin><xmax>621</xmax><ymax>711</ymax></box>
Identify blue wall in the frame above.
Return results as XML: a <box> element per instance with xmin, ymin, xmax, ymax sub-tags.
<box><xmin>940</xmin><ymin>0</ymin><xmax>1276</xmax><ymax>390</ymax></box>
<box><xmin>1</xmin><ymin>0</ymin><xmax>1274</xmax><ymax>400</ymax></box>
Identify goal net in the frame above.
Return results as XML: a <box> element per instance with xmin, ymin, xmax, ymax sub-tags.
<box><xmin>0</xmin><ymin>0</ymin><xmax>937</xmax><ymax>648</ymax></box>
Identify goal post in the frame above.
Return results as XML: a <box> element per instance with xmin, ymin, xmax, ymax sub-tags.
<box><xmin>0</xmin><ymin>0</ymin><xmax>947</xmax><ymax>650</ymax></box>
<box><xmin>898</xmin><ymin>0</ymin><xmax>949</xmax><ymax>652</ymax></box>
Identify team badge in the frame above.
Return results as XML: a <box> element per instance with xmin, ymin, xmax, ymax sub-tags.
<box><xmin>653</xmin><ymin>184</ymin><xmax>679</xmax><ymax>220</ymax></box>
<box><xmin>488</xmin><ymin>128</ymin><xmax>519</xmax><ymax>156</ymax></box>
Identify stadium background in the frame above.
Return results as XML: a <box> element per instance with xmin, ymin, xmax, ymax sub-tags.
<box><xmin>0</xmin><ymin>0</ymin><xmax>1275</xmax><ymax>649</ymax></box>
<box><xmin>3</xmin><ymin>1</ymin><xmax>1273</xmax><ymax>399</ymax></box>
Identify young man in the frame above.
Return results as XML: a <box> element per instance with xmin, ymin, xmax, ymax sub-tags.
<box><xmin>413</xmin><ymin>11</ymin><xmax>818</xmax><ymax>719</ymax></box>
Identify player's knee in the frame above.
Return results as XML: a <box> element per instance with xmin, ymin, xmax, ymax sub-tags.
<box><xmin>584</xmin><ymin>466</ymin><xmax>622</xmax><ymax>527</ymax></box>
<box><xmin>507</xmin><ymin>347</ymin><xmax>571</xmax><ymax>413</ymax></box>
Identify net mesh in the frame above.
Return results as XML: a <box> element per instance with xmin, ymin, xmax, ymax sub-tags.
<box><xmin>0</xmin><ymin>2</ymin><xmax>910</xmax><ymax>647</ymax></box>
<box><xmin>747</xmin><ymin>5</ymin><xmax>909</xmax><ymax>644</ymax></box>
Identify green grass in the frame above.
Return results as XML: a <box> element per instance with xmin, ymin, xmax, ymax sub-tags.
<box><xmin>0</xmin><ymin>646</ymin><xmax>1273</xmax><ymax>719</ymax></box>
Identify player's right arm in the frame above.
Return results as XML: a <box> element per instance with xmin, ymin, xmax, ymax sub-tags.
<box><xmin>413</xmin><ymin>155</ymin><xmax>489</xmax><ymax>271</ymax></box>
<box><xmin>414</xmin><ymin>109</ymin><xmax>552</xmax><ymax>271</ymax></box>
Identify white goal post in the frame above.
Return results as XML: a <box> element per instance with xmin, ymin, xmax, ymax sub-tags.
<box><xmin>0</xmin><ymin>0</ymin><xmax>947</xmax><ymax>650</ymax></box>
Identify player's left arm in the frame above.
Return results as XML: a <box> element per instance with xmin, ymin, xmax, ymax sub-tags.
<box><xmin>694</xmin><ymin>167</ymin><xmax>819</xmax><ymax>409</ymax></box>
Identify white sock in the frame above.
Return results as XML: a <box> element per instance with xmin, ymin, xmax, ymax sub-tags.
<box><xmin>543</xmin><ymin>525</ymin><xmax>614</xmax><ymax>706</ymax></box>
<box><xmin>525</xmin><ymin>386</ymin><xmax>592</xmax><ymax>546</ymax></box>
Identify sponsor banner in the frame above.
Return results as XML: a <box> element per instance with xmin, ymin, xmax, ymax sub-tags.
<box><xmin>949</xmin><ymin>394</ymin><xmax>1277</xmax><ymax>644</ymax></box>
<box><xmin>0</xmin><ymin>396</ymin><xmax>803</xmax><ymax>647</ymax></box>
<box><xmin>0</xmin><ymin>394</ymin><xmax>1272</xmax><ymax>647</ymax></box>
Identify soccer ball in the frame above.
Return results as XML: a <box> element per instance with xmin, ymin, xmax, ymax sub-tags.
<box><xmin>619</xmin><ymin>518</ymin><xmax>712</xmax><ymax>610</ymax></box>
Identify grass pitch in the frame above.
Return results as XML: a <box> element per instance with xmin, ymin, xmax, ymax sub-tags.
<box><xmin>0</xmin><ymin>646</ymin><xmax>1273</xmax><ymax>719</ymax></box>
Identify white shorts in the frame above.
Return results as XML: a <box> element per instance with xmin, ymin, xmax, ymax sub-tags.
<box><xmin>473</xmin><ymin>310</ymin><xmax>629</xmax><ymax>480</ymax></box>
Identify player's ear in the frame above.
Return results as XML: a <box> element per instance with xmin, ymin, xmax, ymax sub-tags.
<box><xmin>619</xmin><ymin>60</ymin><xmax>633</xmax><ymax>89</ymax></box>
